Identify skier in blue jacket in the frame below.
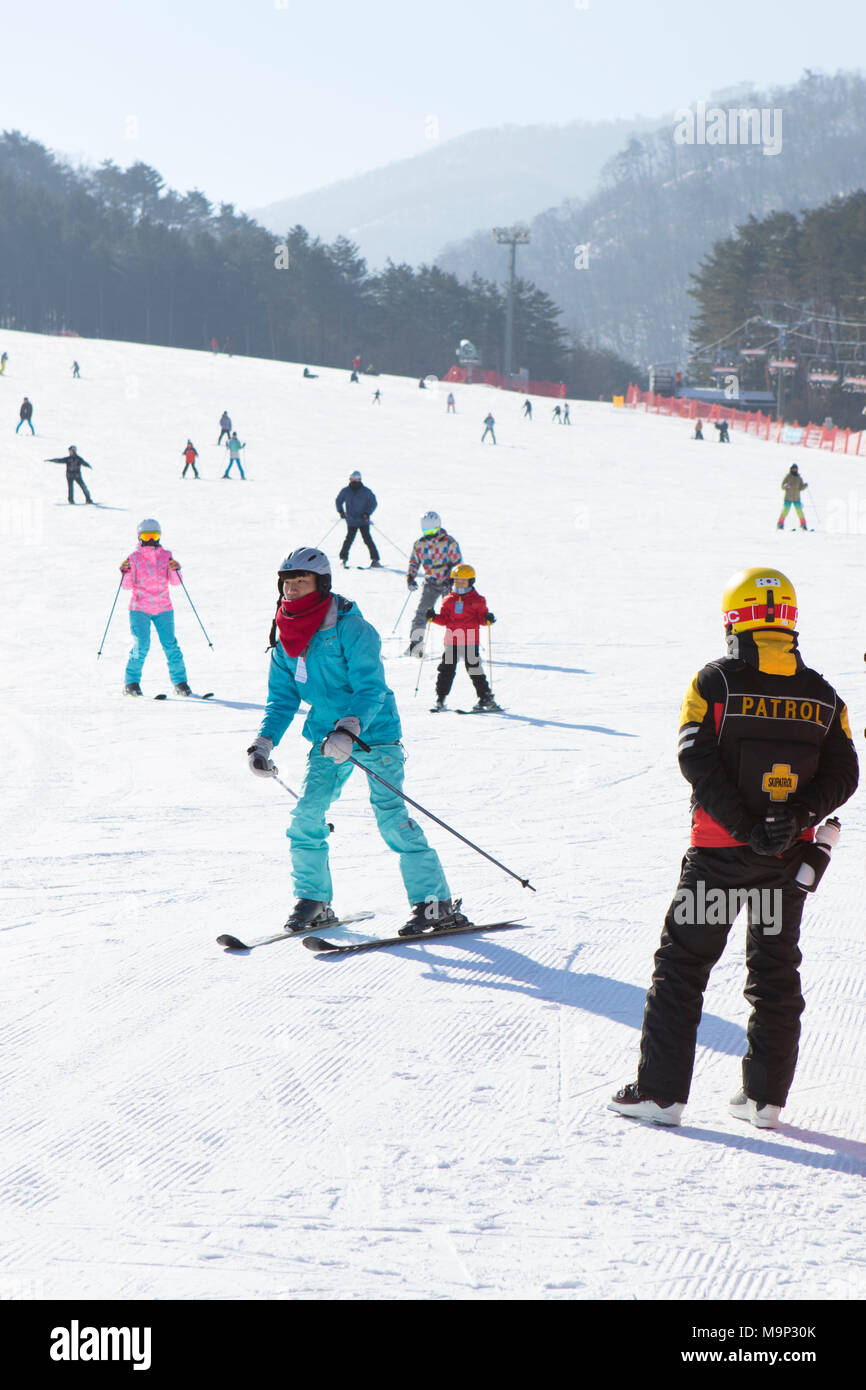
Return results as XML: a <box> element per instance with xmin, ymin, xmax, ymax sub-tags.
<box><xmin>335</xmin><ymin>470</ymin><xmax>380</xmax><ymax>567</ymax></box>
<box><xmin>246</xmin><ymin>547</ymin><xmax>467</xmax><ymax>936</ymax></box>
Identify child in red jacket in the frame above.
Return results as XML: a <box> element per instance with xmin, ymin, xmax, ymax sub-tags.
<box><xmin>427</xmin><ymin>564</ymin><xmax>501</xmax><ymax>711</ymax></box>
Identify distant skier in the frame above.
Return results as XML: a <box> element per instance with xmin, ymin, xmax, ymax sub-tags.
<box><xmin>522</xmin><ymin>399</ymin><xmax>532</xmax><ymax>419</ymax></box>
<box><xmin>552</xmin><ymin>404</ymin><xmax>562</xmax><ymax>423</ymax></box>
<box><xmin>336</xmin><ymin>471</ymin><xmax>380</xmax><ymax>567</ymax></box>
<box><xmin>182</xmin><ymin>440</ymin><xmax>200</xmax><ymax>478</ymax></box>
<box><xmin>372</xmin><ymin>389</ymin><xmax>381</xmax><ymax>404</ymax></box>
<box><xmin>246</xmin><ymin>546</ymin><xmax>468</xmax><ymax>937</ymax></box>
<box><xmin>350</xmin><ymin>371</ymin><xmax>360</xmax><ymax>383</ymax></box>
<box><xmin>405</xmin><ymin>511</ymin><xmax>462</xmax><ymax>656</ymax></box>
<box><xmin>428</xmin><ymin>564</ymin><xmax>500</xmax><ymax>712</ymax></box>
<box><xmin>714</xmin><ymin>419</ymin><xmax>730</xmax><ymax>443</ymax></box>
<box><xmin>303</xmin><ymin>367</ymin><xmax>318</xmax><ymax>379</ymax></box>
<box><xmin>418</xmin><ymin>378</ymin><xmax>427</xmax><ymax>389</ymax></box>
<box><xmin>72</xmin><ymin>361</ymin><xmax>81</xmax><ymax>379</ymax></box>
<box><xmin>694</xmin><ymin>419</ymin><xmax>704</xmax><ymax>440</ymax></box>
<box><xmin>608</xmin><ymin>566</ymin><xmax>858</xmax><ymax>1128</ymax></box>
<box><xmin>481</xmin><ymin>412</ymin><xmax>496</xmax><ymax>444</ymax></box>
<box><xmin>16</xmin><ymin>397</ymin><xmax>34</xmax><ymax>434</ymax></box>
<box><xmin>217</xmin><ymin>411</ymin><xmax>231</xmax><ymax>445</ymax></box>
<box><xmin>119</xmin><ymin>518</ymin><xmax>191</xmax><ymax>697</ymax></box>
<box><xmin>46</xmin><ymin>445</ymin><xmax>94</xmax><ymax>504</ymax></box>
<box><xmin>446</xmin><ymin>392</ymin><xmax>456</xmax><ymax>413</ymax></box>
<box><xmin>778</xmin><ymin>465</ymin><xmax>808</xmax><ymax>530</ymax></box>
<box><xmin>563</xmin><ymin>402</ymin><xmax>571</xmax><ymax>425</ymax></box>
<box><xmin>352</xmin><ymin>355</ymin><xmax>361</xmax><ymax>373</ymax></box>
<box><xmin>0</xmin><ymin>351</ymin><xmax>7</xmax><ymax>374</ymax></box>
<box><xmin>223</xmin><ymin>432</ymin><xmax>246</xmax><ymax>478</ymax></box>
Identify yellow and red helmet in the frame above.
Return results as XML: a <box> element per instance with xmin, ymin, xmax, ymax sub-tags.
<box><xmin>722</xmin><ymin>567</ymin><xmax>798</xmax><ymax>634</ymax></box>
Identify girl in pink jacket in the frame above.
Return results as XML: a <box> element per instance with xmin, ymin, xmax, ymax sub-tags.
<box><xmin>121</xmin><ymin>518</ymin><xmax>190</xmax><ymax>696</ymax></box>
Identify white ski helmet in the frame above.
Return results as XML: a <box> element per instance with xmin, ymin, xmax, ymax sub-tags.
<box><xmin>138</xmin><ymin>517</ymin><xmax>161</xmax><ymax>535</ymax></box>
<box><xmin>421</xmin><ymin>510</ymin><xmax>441</xmax><ymax>534</ymax></box>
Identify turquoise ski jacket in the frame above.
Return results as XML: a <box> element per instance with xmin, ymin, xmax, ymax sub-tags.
<box><xmin>259</xmin><ymin>595</ymin><xmax>402</xmax><ymax>747</ymax></box>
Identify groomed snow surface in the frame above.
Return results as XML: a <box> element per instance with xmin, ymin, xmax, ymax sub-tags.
<box><xmin>2</xmin><ymin>330</ymin><xmax>864</xmax><ymax>1303</ymax></box>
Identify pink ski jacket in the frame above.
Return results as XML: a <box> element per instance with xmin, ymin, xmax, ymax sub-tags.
<box><xmin>122</xmin><ymin>545</ymin><xmax>182</xmax><ymax>614</ymax></box>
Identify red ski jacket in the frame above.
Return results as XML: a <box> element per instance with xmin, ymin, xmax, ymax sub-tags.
<box><xmin>431</xmin><ymin>589</ymin><xmax>490</xmax><ymax>646</ymax></box>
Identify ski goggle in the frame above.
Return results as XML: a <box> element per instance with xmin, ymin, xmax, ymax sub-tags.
<box><xmin>138</xmin><ymin>532</ymin><xmax>161</xmax><ymax>542</ymax></box>
<box><xmin>423</xmin><ymin>527</ymin><xmax>439</xmax><ymax>535</ymax></box>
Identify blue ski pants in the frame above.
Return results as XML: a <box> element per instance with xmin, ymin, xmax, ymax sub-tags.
<box><xmin>288</xmin><ymin>743</ymin><xmax>450</xmax><ymax>905</ymax></box>
<box><xmin>125</xmin><ymin>609</ymin><xmax>187</xmax><ymax>685</ymax></box>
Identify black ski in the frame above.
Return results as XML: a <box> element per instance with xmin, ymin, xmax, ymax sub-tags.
<box><xmin>155</xmin><ymin>691</ymin><xmax>214</xmax><ymax>700</ymax></box>
<box><xmin>456</xmin><ymin>707</ymin><xmax>504</xmax><ymax>715</ymax></box>
<box><xmin>303</xmin><ymin>919</ymin><xmax>526</xmax><ymax>957</ymax></box>
<box><xmin>217</xmin><ymin>910</ymin><xmax>374</xmax><ymax>951</ymax></box>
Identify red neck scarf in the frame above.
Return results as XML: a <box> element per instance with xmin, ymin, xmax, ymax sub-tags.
<box><xmin>275</xmin><ymin>590</ymin><xmax>331</xmax><ymax>657</ymax></box>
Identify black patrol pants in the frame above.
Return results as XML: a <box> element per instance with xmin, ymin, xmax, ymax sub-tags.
<box><xmin>340</xmin><ymin>524</ymin><xmax>380</xmax><ymax>563</ymax></box>
<box><xmin>637</xmin><ymin>845</ymin><xmax>807</xmax><ymax>1106</ymax></box>
<box><xmin>436</xmin><ymin>640</ymin><xmax>491</xmax><ymax>703</ymax></box>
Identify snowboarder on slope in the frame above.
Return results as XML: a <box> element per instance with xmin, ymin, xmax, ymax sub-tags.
<box><xmin>428</xmin><ymin>564</ymin><xmax>499</xmax><ymax>712</ymax></box>
<box><xmin>336</xmin><ymin>471</ymin><xmax>380</xmax><ymax>567</ymax></box>
<box><xmin>405</xmin><ymin>510</ymin><xmax>462</xmax><ymax>656</ymax></box>
<box><xmin>120</xmin><ymin>518</ymin><xmax>191</xmax><ymax>697</ymax></box>
<box><xmin>246</xmin><ymin>547</ymin><xmax>468</xmax><ymax>936</ymax></box>
<box><xmin>46</xmin><ymin>445</ymin><xmax>94</xmax><ymax>504</ymax></box>
<box><xmin>608</xmin><ymin>566</ymin><xmax>858</xmax><ymax>1128</ymax></box>
<box><xmin>778</xmin><ymin>465</ymin><xmax>808</xmax><ymax>530</ymax></box>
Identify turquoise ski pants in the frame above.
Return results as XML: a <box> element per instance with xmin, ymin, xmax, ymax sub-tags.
<box><xmin>125</xmin><ymin>609</ymin><xmax>188</xmax><ymax>685</ymax></box>
<box><xmin>288</xmin><ymin>743</ymin><xmax>450</xmax><ymax>905</ymax></box>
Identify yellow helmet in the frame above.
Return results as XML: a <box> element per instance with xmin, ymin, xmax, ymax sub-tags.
<box><xmin>722</xmin><ymin>567</ymin><xmax>798</xmax><ymax>633</ymax></box>
<box><xmin>450</xmin><ymin>563</ymin><xmax>476</xmax><ymax>584</ymax></box>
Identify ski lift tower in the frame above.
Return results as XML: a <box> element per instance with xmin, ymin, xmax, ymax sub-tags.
<box><xmin>493</xmin><ymin>226</ymin><xmax>530</xmax><ymax>380</ymax></box>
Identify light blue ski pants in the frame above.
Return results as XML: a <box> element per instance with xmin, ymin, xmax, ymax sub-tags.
<box><xmin>125</xmin><ymin>609</ymin><xmax>188</xmax><ymax>685</ymax></box>
<box><xmin>288</xmin><ymin>743</ymin><xmax>450</xmax><ymax>906</ymax></box>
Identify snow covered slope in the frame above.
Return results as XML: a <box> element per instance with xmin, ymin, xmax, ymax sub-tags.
<box><xmin>1</xmin><ymin>331</ymin><xmax>864</xmax><ymax>1301</ymax></box>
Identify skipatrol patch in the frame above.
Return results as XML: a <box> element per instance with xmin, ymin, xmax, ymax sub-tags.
<box><xmin>761</xmin><ymin>763</ymin><xmax>799</xmax><ymax>801</ymax></box>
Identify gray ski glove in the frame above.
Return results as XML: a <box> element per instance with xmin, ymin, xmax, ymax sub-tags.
<box><xmin>321</xmin><ymin>716</ymin><xmax>361</xmax><ymax>763</ymax></box>
<box><xmin>247</xmin><ymin>735</ymin><xmax>277</xmax><ymax>777</ymax></box>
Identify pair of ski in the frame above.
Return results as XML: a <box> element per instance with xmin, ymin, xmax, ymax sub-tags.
<box><xmin>430</xmin><ymin>706</ymin><xmax>504</xmax><ymax>715</ymax></box>
<box><xmin>217</xmin><ymin>911</ymin><xmax>526</xmax><ymax>957</ymax></box>
<box><xmin>154</xmin><ymin>691</ymin><xmax>214</xmax><ymax>701</ymax></box>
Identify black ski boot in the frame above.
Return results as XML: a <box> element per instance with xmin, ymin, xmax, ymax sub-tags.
<box><xmin>174</xmin><ymin>682</ymin><xmax>192</xmax><ymax>696</ymax></box>
<box><xmin>369</xmin><ymin>559</ymin><xmax>382</xmax><ymax>568</ymax></box>
<box><xmin>398</xmin><ymin>897</ymin><xmax>469</xmax><ymax>937</ymax></box>
<box><xmin>430</xmin><ymin>698</ymin><xmax>446</xmax><ymax>712</ymax></box>
<box><xmin>475</xmin><ymin>694</ymin><xmax>502</xmax><ymax>712</ymax></box>
<box><xmin>284</xmin><ymin>899</ymin><xmax>337</xmax><ymax>934</ymax></box>
<box><xmin>124</xmin><ymin>682</ymin><xmax>143</xmax><ymax>697</ymax></box>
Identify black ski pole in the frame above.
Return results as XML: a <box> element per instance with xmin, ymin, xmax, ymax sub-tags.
<box><xmin>275</xmin><ymin>775</ymin><xmax>333</xmax><ymax>832</ymax></box>
<box><xmin>97</xmin><ymin>576</ymin><xmax>124</xmax><ymax>658</ymax></box>
<box><xmin>317</xmin><ymin>517</ymin><xmax>341</xmax><ymax>548</ymax></box>
<box><xmin>334</xmin><ymin>733</ymin><xmax>535</xmax><ymax>891</ymax></box>
<box><xmin>180</xmin><ymin>578</ymin><xmax>214</xmax><ymax>649</ymax></box>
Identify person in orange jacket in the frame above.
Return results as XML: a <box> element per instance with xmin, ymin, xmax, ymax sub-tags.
<box><xmin>427</xmin><ymin>563</ymin><xmax>500</xmax><ymax>712</ymax></box>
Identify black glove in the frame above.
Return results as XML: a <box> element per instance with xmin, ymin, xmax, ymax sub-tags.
<box><xmin>485</xmin><ymin>613</ymin><xmax>496</xmax><ymax>625</ymax></box>
<box><xmin>407</xmin><ymin>578</ymin><xmax>418</xmax><ymax>591</ymax></box>
<box><xmin>748</xmin><ymin>806</ymin><xmax>808</xmax><ymax>857</ymax></box>
<box><xmin>361</xmin><ymin>515</ymin><xmax>369</xmax><ymax>524</ymax></box>
<box><xmin>425</xmin><ymin>608</ymin><xmax>435</xmax><ymax>620</ymax></box>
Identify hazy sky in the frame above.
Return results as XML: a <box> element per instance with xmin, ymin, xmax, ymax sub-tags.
<box><xmin>5</xmin><ymin>0</ymin><xmax>864</xmax><ymax>212</ymax></box>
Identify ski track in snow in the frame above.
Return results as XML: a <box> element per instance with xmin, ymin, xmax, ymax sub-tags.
<box><xmin>1</xmin><ymin>329</ymin><xmax>864</xmax><ymax>1301</ymax></box>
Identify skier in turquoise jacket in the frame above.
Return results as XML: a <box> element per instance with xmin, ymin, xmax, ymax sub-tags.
<box><xmin>246</xmin><ymin>547</ymin><xmax>468</xmax><ymax>936</ymax></box>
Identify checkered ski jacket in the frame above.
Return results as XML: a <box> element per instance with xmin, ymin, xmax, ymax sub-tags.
<box><xmin>407</xmin><ymin>530</ymin><xmax>462</xmax><ymax>585</ymax></box>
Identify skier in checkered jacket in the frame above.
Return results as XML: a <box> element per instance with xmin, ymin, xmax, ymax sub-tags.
<box><xmin>405</xmin><ymin>511</ymin><xmax>462</xmax><ymax>656</ymax></box>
